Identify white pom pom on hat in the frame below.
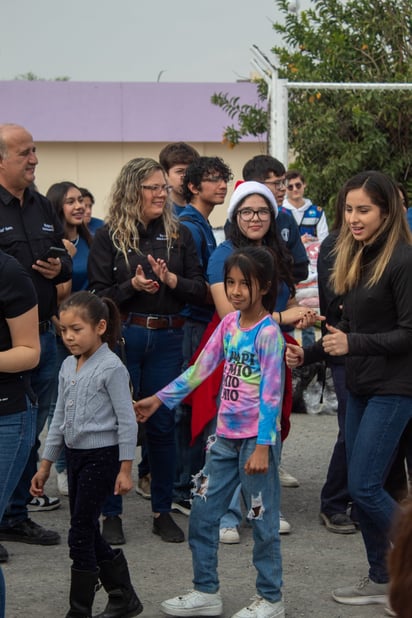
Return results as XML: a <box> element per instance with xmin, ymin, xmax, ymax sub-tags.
<box><xmin>227</xmin><ymin>180</ymin><xmax>278</xmax><ymax>222</ymax></box>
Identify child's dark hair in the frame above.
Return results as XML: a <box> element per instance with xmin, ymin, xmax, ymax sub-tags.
<box><xmin>59</xmin><ymin>291</ymin><xmax>121</xmax><ymax>351</ymax></box>
<box><xmin>224</xmin><ymin>246</ymin><xmax>278</xmax><ymax>313</ymax></box>
<box><xmin>183</xmin><ymin>157</ymin><xmax>233</xmax><ymax>203</ymax></box>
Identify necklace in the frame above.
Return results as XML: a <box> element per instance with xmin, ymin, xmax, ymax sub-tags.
<box><xmin>239</xmin><ymin>308</ymin><xmax>267</xmax><ymax>329</ymax></box>
<box><xmin>70</xmin><ymin>235</ymin><xmax>79</xmax><ymax>247</ymax></box>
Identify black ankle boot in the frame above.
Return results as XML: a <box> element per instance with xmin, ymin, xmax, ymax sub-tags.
<box><xmin>65</xmin><ymin>567</ymin><xmax>100</xmax><ymax>618</ymax></box>
<box><xmin>94</xmin><ymin>549</ymin><xmax>143</xmax><ymax>618</ymax></box>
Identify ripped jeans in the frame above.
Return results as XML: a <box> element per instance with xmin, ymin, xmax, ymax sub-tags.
<box><xmin>188</xmin><ymin>435</ymin><xmax>282</xmax><ymax>602</ymax></box>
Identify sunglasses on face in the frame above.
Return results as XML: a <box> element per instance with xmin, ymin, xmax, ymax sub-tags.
<box><xmin>287</xmin><ymin>182</ymin><xmax>303</xmax><ymax>191</ymax></box>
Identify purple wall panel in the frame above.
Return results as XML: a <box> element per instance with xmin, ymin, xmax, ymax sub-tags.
<box><xmin>0</xmin><ymin>81</ymin><xmax>266</xmax><ymax>143</ymax></box>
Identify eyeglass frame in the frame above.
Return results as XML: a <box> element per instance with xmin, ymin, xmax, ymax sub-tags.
<box><xmin>141</xmin><ymin>184</ymin><xmax>172</xmax><ymax>194</ymax></box>
<box><xmin>236</xmin><ymin>207</ymin><xmax>272</xmax><ymax>222</ymax></box>
<box><xmin>201</xmin><ymin>174</ymin><xmax>233</xmax><ymax>184</ymax></box>
<box><xmin>264</xmin><ymin>178</ymin><xmax>287</xmax><ymax>190</ymax></box>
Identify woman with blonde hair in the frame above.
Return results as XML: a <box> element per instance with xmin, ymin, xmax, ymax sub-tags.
<box><xmin>88</xmin><ymin>157</ymin><xmax>207</xmax><ymax>544</ymax></box>
<box><xmin>286</xmin><ymin>170</ymin><xmax>412</xmax><ymax>608</ymax></box>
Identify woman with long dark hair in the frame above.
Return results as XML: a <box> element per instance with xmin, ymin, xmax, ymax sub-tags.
<box><xmin>287</xmin><ymin>171</ymin><xmax>412</xmax><ymax>607</ymax></box>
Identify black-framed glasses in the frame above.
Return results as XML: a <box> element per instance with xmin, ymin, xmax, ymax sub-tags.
<box><xmin>201</xmin><ymin>175</ymin><xmax>232</xmax><ymax>184</ymax></box>
<box><xmin>237</xmin><ymin>208</ymin><xmax>271</xmax><ymax>221</ymax></box>
<box><xmin>264</xmin><ymin>179</ymin><xmax>286</xmax><ymax>190</ymax></box>
<box><xmin>141</xmin><ymin>184</ymin><xmax>171</xmax><ymax>194</ymax></box>
<box><xmin>287</xmin><ymin>182</ymin><xmax>303</xmax><ymax>191</ymax></box>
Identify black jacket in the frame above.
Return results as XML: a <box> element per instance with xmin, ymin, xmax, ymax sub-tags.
<box><xmin>87</xmin><ymin>218</ymin><xmax>207</xmax><ymax>315</ymax></box>
<box><xmin>306</xmin><ymin>239</ymin><xmax>412</xmax><ymax>397</ymax></box>
<box><xmin>0</xmin><ymin>185</ymin><xmax>72</xmax><ymax>321</ymax></box>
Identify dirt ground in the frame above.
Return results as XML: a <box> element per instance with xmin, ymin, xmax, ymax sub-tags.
<box><xmin>2</xmin><ymin>412</ymin><xmax>389</xmax><ymax>618</ymax></box>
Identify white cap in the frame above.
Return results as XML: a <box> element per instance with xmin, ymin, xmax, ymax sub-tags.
<box><xmin>227</xmin><ymin>181</ymin><xmax>278</xmax><ymax>222</ymax></box>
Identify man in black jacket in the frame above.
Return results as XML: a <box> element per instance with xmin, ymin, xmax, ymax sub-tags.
<box><xmin>0</xmin><ymin>124</ymin><xmax>72</xmax><ymax>553</ymax></box>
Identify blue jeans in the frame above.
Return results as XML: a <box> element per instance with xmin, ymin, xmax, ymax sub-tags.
<box><xmin>102</xmin><ymin>494</ymin><xmax>122</xmax><ymax>517</ymax></box>
<box><xmin>0</xmin><ymin>402</ymin><xmax>35</xmax><ymax>618</ymax></box>
<box><xmin>174</xmin><ymin>319</ymin><xmax>208</xmax><ymax>502</ymax></box>
<box><xmin>0</xmin><ymin>327</ymin><xmax>57</xmax><ymax>525</ymax></box>
<box><xmin>346</xmin><ymin>393</ymin><xmax>412</xmax><ymax>583</ymax></box>
<box><xmin>189</xmin><ymin>436</ymin><xmax>282</xmax><ymax>602</ymax></box>
<box><xmin>301</xmin><ymin>325</ymin><xmax>316</xmax><ymax>347</ymax></box>
<box><xmin>122</xmin><ymin>321</ymin><xmax>183</xmax><ymax>512</ymax></box>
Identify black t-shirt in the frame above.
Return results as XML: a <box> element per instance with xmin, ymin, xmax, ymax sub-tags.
<box><xmin>0</xmin><ymin>250</ymin><xmax>38</xmax><ymax>415</ymax></box>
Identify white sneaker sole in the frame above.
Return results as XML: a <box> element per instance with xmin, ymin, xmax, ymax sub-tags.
<box><xmin>160</xmin><ymin>602</ymin><xmax>222</xmax><ymax>616</ymax></box>
<box><xmin>332</xmin><ymin>593</ymin><xmax>387</xmax><ymax>605</ymax></box>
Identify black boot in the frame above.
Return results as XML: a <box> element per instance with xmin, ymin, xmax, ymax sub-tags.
<box><xmin>94</xmin><ymin>549</ymin><xmax>143</xmax><ymax>618</ymax></box>
<box><xmin>65</xmin><ymin>567</ymin><xmax>100</xmax><ymax>618</ymax></box>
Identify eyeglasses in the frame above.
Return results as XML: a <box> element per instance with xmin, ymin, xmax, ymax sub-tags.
<box><xmin>237</xmin><ymin>208</ymin><xmax>271</xmax><ymax>222</ymax></box>
<box><xmin>202</xmin><ymin>175</ymin><xmax>231</xmax><ymax>184</ymax></box>
<box><xmin>264</xmin><ymin>179</ymin><xmax>286</xmax><ymax>190</ymax></box>
<box><xmin>141</xmin><ymin>184</ymin><xmax>171</xmax><ymax>194</ymax></box>
<box><xmin>287</xmin><ymin>182</ymin><xmax>303</xmax><ymax>191</ymax></box>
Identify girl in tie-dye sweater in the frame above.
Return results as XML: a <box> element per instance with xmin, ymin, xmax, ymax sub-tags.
<box><xmin>135</xmin><ymin>246</ymin><xmax>286</xmax><ymax>618</ymax></box>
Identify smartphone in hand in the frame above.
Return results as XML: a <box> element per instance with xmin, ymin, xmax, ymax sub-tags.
<box><xmin>37</xmin><ymin>246</ymin><xmax>67</xmax><ymax>261</ymax></box>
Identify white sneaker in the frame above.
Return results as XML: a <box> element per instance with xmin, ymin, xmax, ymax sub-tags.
<box><xmin>279</xmin><ymin>514</ymin><xmax>291</xmax><ymax>535</ymax></box>
<box><xmin>161</xmin><ymin>590</ymin><xmax>222</xmax><ymax>616</ymax></box>
<box><xmin>278</xmin><ymin>465</ymin><xmax>299</xmax><ymax>488</ymax></box>
<box><xmin>219</xmin><ymin>527</ymin><xmax>240</xmax><ymax>544</ymax></box>
<box><xmin>57</xmin><ymin>470</ymin><xmax>69</xmax><ymax>496</ymax></box>
<box><xmin>232</xmin><ymin>596</ymin><xmax>285</xmax><ymax>618</ymax></box>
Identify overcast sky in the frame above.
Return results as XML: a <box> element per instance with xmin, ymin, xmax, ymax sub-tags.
<box><xmin>1</xmin><ymin>0</ymin><xmax>301</xmax><ymax>83</ymax></box>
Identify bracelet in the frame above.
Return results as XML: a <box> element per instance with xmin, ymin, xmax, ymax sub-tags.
<box><xmin>279</xmin><ymin>311</ymin><xmax>282</xmax><ymax>324</ymax></box>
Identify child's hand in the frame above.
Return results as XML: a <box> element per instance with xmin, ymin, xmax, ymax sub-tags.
<box><xmin>285</xmin><ymin>343</ymin><xmax>304</xmax><ymax>368</ymax></box>
<box><xmin>114</xmin><ymin>471</ymin><xmax>133</xmax><ymax>495</ymax></box>
<box><xmin>30</xmin><ymin>461</ymin><xmax>52</xmax><ymax>496</ymax></box>
<box><xmin>244</xmin><ymin>445</ymin><xmax>269</xmax><ymax>475</ymax></box>
<box><xmin>134</xmin><ymin>395</ymin><xmax>162</xmax><ymax>423</ymax></box>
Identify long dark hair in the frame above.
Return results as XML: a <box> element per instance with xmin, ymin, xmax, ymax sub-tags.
<box><xmin>46</xmin><ymin>181</ymin><xmax>92</xmax><ymax>247</ymax></box>
<box><xmin>224</xmin><ymin>246</ymin><xmax>278</xmax><ymax>312</ymax></box>
<box><xmin>228</xmin><ymin>196</ymin><xmax>295</xmax><ymax>298</ymax></box>
<box><xmin>59</xmin><ymin>291</ymin><xmax>121</xmax><ymax>351</ymax></box>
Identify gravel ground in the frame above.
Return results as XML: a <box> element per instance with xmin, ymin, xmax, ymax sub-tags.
<box><xmin>2</xmin><ymin>412</ymin><xmax>389</xmax><ymax>618</ymax></box>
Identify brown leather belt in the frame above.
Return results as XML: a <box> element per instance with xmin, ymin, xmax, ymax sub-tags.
<box><xmin>121</xmin><ymin>314</ymin><xmax>185</xmax><ymax>330</ymax></box>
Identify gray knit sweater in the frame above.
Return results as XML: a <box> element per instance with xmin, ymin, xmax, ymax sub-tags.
<box><xmin>43</xmin><ymin>343</ymin><xmax>137</xmax><ymax>462</ymax></box>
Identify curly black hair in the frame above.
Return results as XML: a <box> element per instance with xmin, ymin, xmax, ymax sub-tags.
<box><xmin>182</xmin><ymin>157</ymin><xmax>233</xmax><ymax>203</ymax></box>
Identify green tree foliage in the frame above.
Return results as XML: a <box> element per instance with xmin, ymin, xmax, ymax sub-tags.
<box><xmin>212</xmin><ymin>0</ymin><xmax>412</xmax><ymax>214</ymax></box>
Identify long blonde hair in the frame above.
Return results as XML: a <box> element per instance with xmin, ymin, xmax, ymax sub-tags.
<box><xmin>331</xmin><ymin>171</ymin><xmax>412</xmax><ymax>295</ymax></box>
<box><xmin>106</xmin><ymin>157</ymin><xmax>179</xmax><ymax>263</ymax></box>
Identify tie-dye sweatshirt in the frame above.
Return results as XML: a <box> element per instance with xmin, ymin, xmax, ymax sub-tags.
<box><xmin>157</xmin><ymin>311</ymin><xmax>284</xmax><ymax>445</ymax></box>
